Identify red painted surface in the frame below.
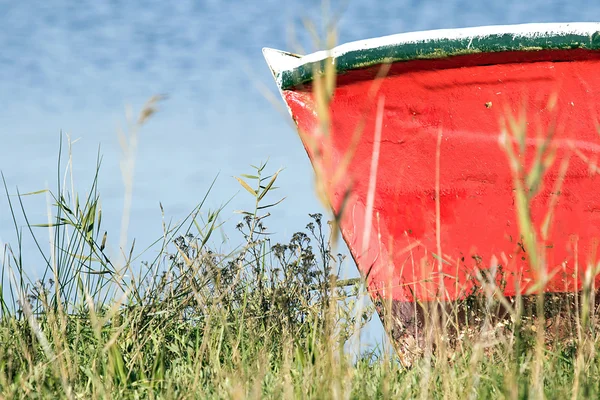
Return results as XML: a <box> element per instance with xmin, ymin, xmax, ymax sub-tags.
<box><xmin>283</xmin><ymin>49</ymin><xmax>600</xmax><ymax>303</ymax></box>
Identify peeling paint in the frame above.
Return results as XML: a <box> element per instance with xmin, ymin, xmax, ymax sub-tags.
<box><xmin>263</xmin><ymin>22</ymin><xmax>600</xmax><ymax>90</ymax></box>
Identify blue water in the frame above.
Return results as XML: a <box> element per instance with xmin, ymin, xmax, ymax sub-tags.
<box><xmin>1</xmin><ymin>0</ymin><xmax>599</xmax><ymax>348</ymax></box>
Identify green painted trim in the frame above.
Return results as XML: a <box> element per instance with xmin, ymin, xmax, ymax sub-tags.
<box><xmin>279</xmin><ymin>30</ymin><xmax>600</xmax><ymax>90</ymax></box>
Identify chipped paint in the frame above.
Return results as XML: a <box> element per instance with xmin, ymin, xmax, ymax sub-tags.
<box><xmin>263</xmin><ymin>22</ymin><xmax>600</xmax><ymax>90</ymax></box>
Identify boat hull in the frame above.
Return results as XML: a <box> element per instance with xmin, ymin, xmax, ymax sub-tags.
<box><xmin>280</xmin><ymin>48</ymin><xmax>600</xmax><ymax>301</ymax></box>
<box><xmin>264</xmin><ymin>23</ymin><xmax>600</xmax><ymax>358</ymax></box>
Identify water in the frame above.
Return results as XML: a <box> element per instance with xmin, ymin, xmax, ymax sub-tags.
<box><xmin>1</xmin><ymin>0</ymin><xmax>599</xmax><ymax>347</ymax></box>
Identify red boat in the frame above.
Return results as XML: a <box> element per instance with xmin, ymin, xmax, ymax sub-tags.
<box><xmin>264</xmin><ymin>23</ymin><xmax>600</xmax><ymax>350</ymax></box>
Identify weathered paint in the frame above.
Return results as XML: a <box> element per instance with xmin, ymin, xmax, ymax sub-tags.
<box><xmin>264</xmin><ymin>22</ymin><xmax>600</xmax><ymax>90</ymax></box>
<box><xmin>264</xmin><ymin>24</ymin><xmax>600</xmax><ymax>308</ymax></box>
<box><xmin>275</xmin><ymin>47</ymin><xmax>600</xmax><ymax>304</ymax></box>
